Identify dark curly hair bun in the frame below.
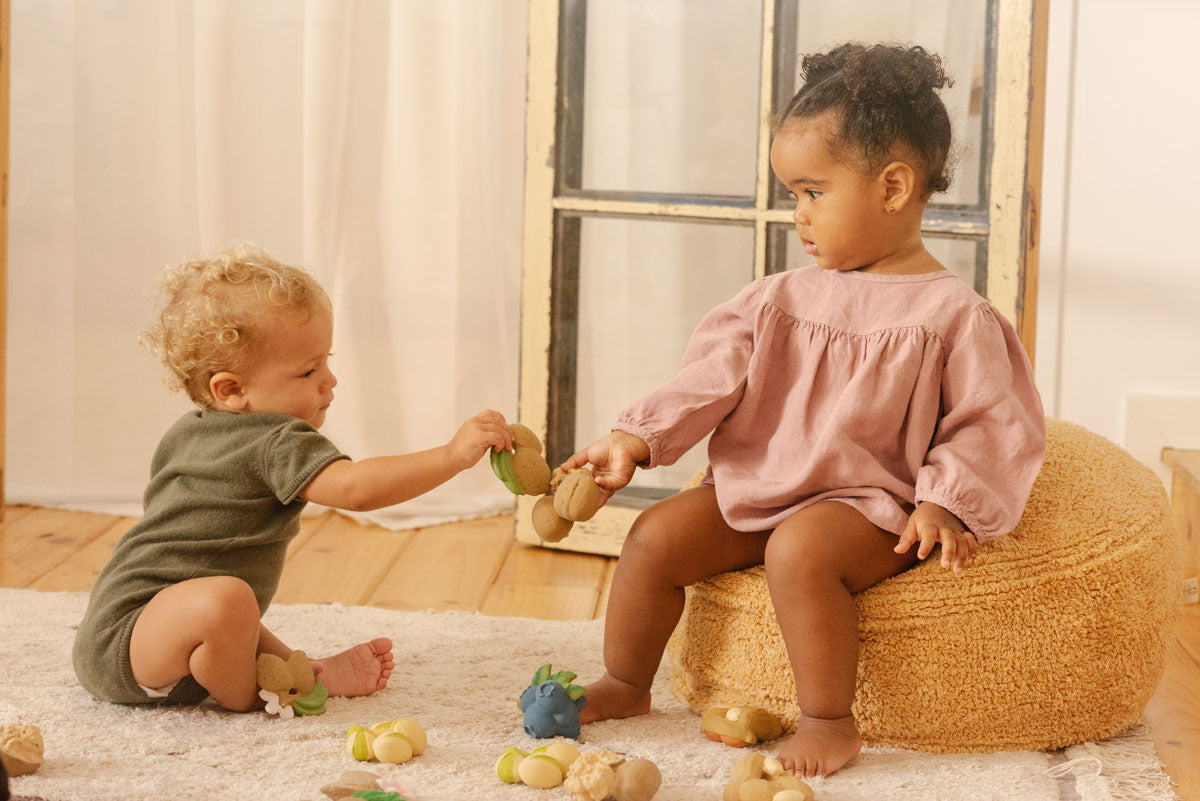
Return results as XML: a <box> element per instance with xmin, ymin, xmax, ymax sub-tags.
<box><xmin>782</xmin><ymin>42</ymin><xmax>955</xmax><ymax>195</ymax></box>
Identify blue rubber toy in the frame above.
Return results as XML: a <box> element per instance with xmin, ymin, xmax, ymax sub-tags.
<box><xmin>518</xmin><ymin>664</ymin><xmax>587</xmax><ymax>740</ymax></box>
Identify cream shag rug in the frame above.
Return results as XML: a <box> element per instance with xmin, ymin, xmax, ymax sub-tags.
<box><xmin>0</xmin><ymin>589</ymin><xmax>1178</xmax><ymax>801</ymax></box>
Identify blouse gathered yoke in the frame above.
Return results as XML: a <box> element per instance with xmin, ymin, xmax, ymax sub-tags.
<box><xmin>614</xmin><ymin>266</ymin><xmax>1046</xmax><ymax>542</ymax></box>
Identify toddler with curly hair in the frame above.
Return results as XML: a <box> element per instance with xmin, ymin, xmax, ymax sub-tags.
<box><xmin>73</xmin><ymin>243</ymin><xmax>514</xmax><ymax>711</ymax></box>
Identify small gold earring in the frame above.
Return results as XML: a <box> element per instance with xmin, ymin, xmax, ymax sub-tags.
<box><xmin>888</xmin><ymin>206</ymin><xmax>896</xmax><ymax>213</ymax></box>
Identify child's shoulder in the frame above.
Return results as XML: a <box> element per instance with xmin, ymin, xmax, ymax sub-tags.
<box><xmin>158</xmin><ymin>410</ymin><xmax>318</xmax><ymax>453</ymax></box>
<box><xmin>164</xmin><ymin>409</ymin><xmax>306</xmax><ymax>434</ymax></box>
<box><xmin>152</xmin><ymin>411</ymin><xmax>326</xmax><ymax>473</ymax></box>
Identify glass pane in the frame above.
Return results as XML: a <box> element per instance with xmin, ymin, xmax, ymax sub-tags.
<box><xmin>768</xmin><ymin>222</ymin><xmax>981</xmax><ymax>289</ymax></box>
<box><xmin>576</xmin><ymin>218</ymin><xmax>755</xmax><ymax>494</ymax></box>
<box><xmin>579</xmin><ymin>1</ymin><xmax>762</xmax><ymax>197</ymax></box>
<box><xmin>772</xmin><ymin>0</ymin><xmax>988</xmax><ymax>208</ymax></box>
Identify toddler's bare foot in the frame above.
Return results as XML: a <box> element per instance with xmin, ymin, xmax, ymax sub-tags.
<box><xmin>311</xmin><ymin>637</ymin><xmax>394</xmax><ymax>697</ymax></box>
<box><xmin>577</xmin><ymin>673</ymin><xmax>651</xmax><ymax>724</ymax></box>
<box><xmin>776</xmin><ymin>714</ymin><xmax>862</xmax><ymax>778</ymax></box>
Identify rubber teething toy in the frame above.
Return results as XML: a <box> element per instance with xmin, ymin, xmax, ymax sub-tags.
<box><xmin>491</xmin><ymin>423</ymin><xmax>552</xmax><ymax>495</ymax></box>
<box><xmin>723</xmin><ymin>752</ymin><xmax>813</xmax><ymax>801</ymax></box>
<box><xmin>491</xmin><ymin>425</ymin><xmax>604</xmax><ymax>543</ymax></box>
<box><xmin>518</xmin><ymin>664</ymin><xmax>588</xmax><ymax>739</ymax></box>
<box><xmin>319</xmin><ymin>770</ymin><xmax>381</xmax><ymax>801</ymax></box>
<box><xmin>563</xmin><ymin>750</ymin><xmax>663</xmax><ymax>801</ymax></box>
<box><xmin>551</xmin><ymin>467</ymin><xmax>603</xmax><ymax>522</ymax></box>
<box><xmin>701</xmin><ymin>706</ymin><xmax>784</xmax><ymax>747</ymax></box>
<box><xmin>0</xmin><ymin>722</ymin><xmax>44</xmax><ymax>777</ymax></box>
<box><xmin>496</xmin><ymin>743</ymin><xmax>581</xmax><ymax>789</ymax></box>
<box><xmin>345</xmin><ymin>719</ymin><xmax>427</xmax><ymax>765</ymax></box>
<box><xmin>256</xmin><ymin>650</ymin><xmax>327</xmax><ymax>717</ymax></box>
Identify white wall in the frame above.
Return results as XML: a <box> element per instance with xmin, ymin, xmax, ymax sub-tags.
<box><xmin>1037</xmin><ymin>0</ymin><xmax>1200</xmax><ymax>483</ymax></box>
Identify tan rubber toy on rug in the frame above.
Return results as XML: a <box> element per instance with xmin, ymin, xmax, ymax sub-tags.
<box><xmin>0</xmin><ymin>721</ymin><xmax>44</xmax><ymax>777</ymax></box>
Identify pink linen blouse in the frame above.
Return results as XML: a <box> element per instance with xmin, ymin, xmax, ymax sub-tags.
<box><xmin>614</xmin><ymin>266</ymin><xmax>1046</xmax><ymax>542</ymax></box>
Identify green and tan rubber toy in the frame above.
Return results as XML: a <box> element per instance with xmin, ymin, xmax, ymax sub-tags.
<box><xmin>492</xmin><ymin>424</ymin><xmax>602</xmax><ymax>543</ymax></box>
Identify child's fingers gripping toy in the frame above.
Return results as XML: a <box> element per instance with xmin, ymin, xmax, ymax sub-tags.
<box><xmin>256</xmin><ymin>650</ymin><xmax>328</xmax><ymax>718</ymax></box>
<box><xmin>491</xmin><ymin>424</ymin><xmax>603</xmax><ymax>543</ymax></box>
<box><xmin>701</xmin><ymin>706</ymin><xmax>784</xmax><ymax>748</ymax></box>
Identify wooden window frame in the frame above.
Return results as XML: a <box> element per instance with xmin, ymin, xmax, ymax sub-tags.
<box><xmin>517</xmin><ymin>0</ymin><xmax>1047</xmax><ymax>555</ymax></box>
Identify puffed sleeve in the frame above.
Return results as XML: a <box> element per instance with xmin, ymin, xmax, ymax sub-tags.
<box><xmin>614</xmin><ymin>278</ymin><xmax>767</xmax><ymax>468</ymax></box>
<box><xmin>914</xmin><ymin>304</ymin><xmax>1046</xmax><ymax>542</ymax></box>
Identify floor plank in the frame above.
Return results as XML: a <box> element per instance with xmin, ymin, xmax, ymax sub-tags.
<box><xmin>272</xmin><ymin>513</ymin><xmax>414</xmax><ymax>606</ymax></box>
<box><xmin>480</xmin><ymin>541</ymin><xmax>610</xmax><ymax>620</ymax></box>
<box><xmin>28</xmin><ymin>516</ymin><xmax>136</xmax><ymax>592</ymax></box>
<box><xmin>1146</xmin><ymin>605</ymin><xmax>1200</xmax><ymax>801</ymax></box>
<box><xmin>2</xmin><ymin>505</ymin><xmax>34</xmax><ymax>526</ymax></box>
<box><xmin>365</xmin><ymin>515</ymin><xmax>513</xmax><ymax>612</ymax></box>
<box><xmin>0</xmin><ymin>507</ymin><xmax>121</xmax><ymax>587</ymax></box>
<box><xmin>286</xmin><ymin>513</ymin><xmax>335</xmax><ymax>560</ymax></box>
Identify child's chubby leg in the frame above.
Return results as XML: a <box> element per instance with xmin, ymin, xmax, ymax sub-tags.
<box><xmin>129</xmin><ymin>576</ymin><xmax>394</xmax><ymax>712</ymax></box>
<box><xmin>581</xmin><ymin>485</ymin><xmax>769</xmax><ymax>723</ymax></box>
<box><xmin>764</xmin><ymin>501</ymin><xmax>919</xmax><ymax>778</ymax></box>
<box><xmin>129</xmin><ymin>576</ymin><xmax>267</xmax><ymax>711</ymax></box>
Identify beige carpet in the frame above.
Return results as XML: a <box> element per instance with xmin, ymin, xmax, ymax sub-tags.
<box><xmin>0</xmin><ymin>588</ymin><xmax>1178</xmax><ymax>801</ymax></box>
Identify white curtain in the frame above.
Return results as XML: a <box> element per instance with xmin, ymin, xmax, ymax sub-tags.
<box><xmin>6</xmin><ymin>0</ymin><xmax>987</xmax><ymax>525</ymax></box>
<box><xmin>6</xmin><ymin>0</ymin><xmax>528</xmax><ymax>528</ymax></box>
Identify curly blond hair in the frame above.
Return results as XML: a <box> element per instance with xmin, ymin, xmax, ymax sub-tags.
<box><xmin>141</xmin><ymin>243</ymin><xmax>331</xmax><ymax>408</ymax></box>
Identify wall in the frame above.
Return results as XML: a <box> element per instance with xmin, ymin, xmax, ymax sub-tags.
<box><xmin>1037</xmin><ymin>0</ymin><xmax>1200</xmax><ymax>485</ymax></box>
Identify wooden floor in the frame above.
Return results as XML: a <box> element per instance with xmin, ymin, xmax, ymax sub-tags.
<box><xmin>2</xmin><ymin>504</ymin><xmax>1196</xmax><ymax>800</ymax></box>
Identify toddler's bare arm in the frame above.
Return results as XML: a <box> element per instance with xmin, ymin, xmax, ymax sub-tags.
<box><xmin>300</xmin><ymin>409</ymin><xmax>513</xmax><ymax>511</ymax></box>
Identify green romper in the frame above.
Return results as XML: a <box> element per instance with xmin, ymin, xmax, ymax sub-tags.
<box><xmin>72</xmin><ymin>410</ymin><xmax>346</xmax><ymax>705</ymax></box>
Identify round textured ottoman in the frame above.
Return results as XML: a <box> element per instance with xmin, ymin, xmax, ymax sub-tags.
<box><xmin>666</xmin><ymin>419</ymin><xmax>1182</xmax><ymax>752</ymax></box>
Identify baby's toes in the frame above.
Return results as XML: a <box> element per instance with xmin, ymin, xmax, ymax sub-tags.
<box><xmin>368</xmin><ymin>636</ymin><xmax>393</xmax><ymax>655</ymax></box>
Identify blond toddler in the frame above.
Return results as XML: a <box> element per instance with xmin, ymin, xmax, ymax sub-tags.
<box><xmin>73</xmin><ymin>244</ymin><xmax>514</xmax><ymax>711</ymax></box>
<box><xmin>562</xmin><ymin>44</ymin><xmax>1046</xmax><ymax>778</ymax></box>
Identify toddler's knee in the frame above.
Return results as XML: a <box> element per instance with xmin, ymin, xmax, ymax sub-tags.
<box><xmin>765</xmin><ymin>527</ymin><xmax>837</xmax><ymax>579</ymax></box>
<box><xmin>622</xmin><ymin>506</ymin><xmax>687</xmax><ymax>566</ymax></box>
<box><xmin>193</xmin><ymin>576</ymin><xmax>259</xmax><ymax>631</ymax></box>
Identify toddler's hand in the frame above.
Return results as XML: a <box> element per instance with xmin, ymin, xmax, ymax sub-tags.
<box><xmin>447</xmin><ymin>409</ymin><xmax>514</xmax><ymax>471</ymax></box>
<box><xmin>560</xmin><ymin>430</ymin><xmax>650</xmax><ymax>497</ymax></box>
<box><xmin>894</xmin><ymin>502</ymin><xmax>977</xmax><ymax>573</ymax></box>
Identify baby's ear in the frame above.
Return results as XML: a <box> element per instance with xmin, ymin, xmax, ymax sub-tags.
<box><xmin>209</xmin><ymin>371</ymin><xmax>247</xmax><ymax>410</ymax></box>
<box><xmin>879</xmin><ymin>160</ymin><xmax>918</xmax><ymax>210</ymax></box>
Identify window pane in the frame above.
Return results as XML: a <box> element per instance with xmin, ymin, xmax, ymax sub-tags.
<box><xmin>575</xmin><ymin>217</ymin><xmax>755</xmax><ymax>493</ymax></box>
<box><xmin>768</xmin><ymin>223</ymin><xmax>982</xmax><ymax>289</ymax></box>
<box><xmin>578</xmin><ymin>1</ymin><xmax>762</xmax><ymax>197</ymax></box>
<box><xmin>772</xmin><ymin>0</ymin><xmax>988</xmax><ymax>208</ymax></box>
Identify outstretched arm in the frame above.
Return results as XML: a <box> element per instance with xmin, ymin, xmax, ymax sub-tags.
<box><xmin>299</xmin><ymin>409</ymin><xmax>514</xmax><ymax>511</ymax></box>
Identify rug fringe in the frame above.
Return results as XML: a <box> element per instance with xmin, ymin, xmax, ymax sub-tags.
<box><xmin>1045</xmin><ymin>725</ymin><xmax>1180</xmax><ymax>801</ymax></box>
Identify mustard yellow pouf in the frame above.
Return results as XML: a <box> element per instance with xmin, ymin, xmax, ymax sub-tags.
<box><xmin>667</xmin><ymin>419</ymin><xmax>1182</xmax><ymax>753</ymax></box>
